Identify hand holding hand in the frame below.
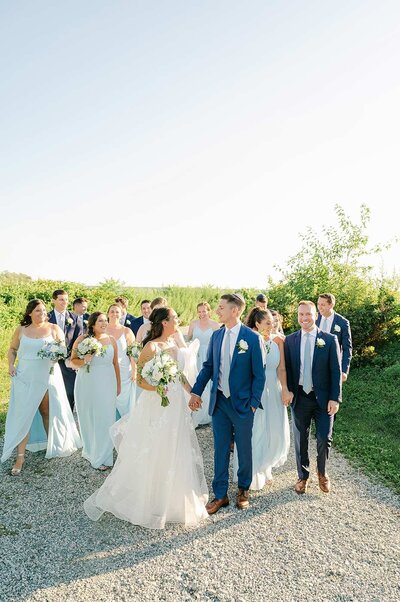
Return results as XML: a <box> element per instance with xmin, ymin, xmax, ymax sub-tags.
<box><xmin>281</xmin><ymin>390</ymin><xmax>294</xmax><ymax>407</ymax></box>
<box><xmin>188</xmin><ymin>394</ymin><xmax>202</xmax><ymax>411</ymax></box>
<box><xmin>327</xmin><ymin>400</ymin><xmax>339</xmax><ymax>416</ymax></box>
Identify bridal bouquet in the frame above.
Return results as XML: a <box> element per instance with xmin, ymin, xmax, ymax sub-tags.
<box><xmin>139</xmin><ymin>350</ymin><xmax>183</xmax><ymax>407</ymax></box>
<box><xmin>37</xmin><ymin>340</ymin><xmax>68</xmax><ymax>374</ymax></box>
<box><xmin>76</xmin><ymin>337</ymin><xmax>106</xmax><ymax>372</ymax></box>
<box><xmin>126</xmin><ymin>341</ymin><xmax>142</xmax><ymax>362</ymax></box>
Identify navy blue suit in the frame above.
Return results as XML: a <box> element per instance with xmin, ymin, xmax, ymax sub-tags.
<box><xmin>131</xmin><ymin>316</ymin><xmax>144</xmax><ymax>337</ymax></box>
<box><xmin>316</xmin><ymin>312</ymin><xmax>352</xmax><ymax>376</ymax></box>
<box><xmin>284</xmin><ymin>328</ymin><xmax>341</xmax><ymax>479</ymax></box>
<box><xmin>192</xmin><ymin>324</ymin><xmax>265</xmax><ymax>498</ymax></box>
<box><xmin>124</xmin><ymin>313</ymin><xmax>136</xmax><ymax>333</ymax></box>
<box><xmin>48</xmin><ymin>310</ymin><xmax>80</xmax><ymax>409</ymax></box>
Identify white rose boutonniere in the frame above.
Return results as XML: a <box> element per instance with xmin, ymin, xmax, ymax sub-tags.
<box><xmin>316</xmin><ymin>338</ymin><xmax>326</xmax><ymax>348</ymax></box>
<box><xmin>334</xmin><ymin>325</ymin><xmax>341</xmax><ymax>332</ymax></box>
<box><xmin>237</xmin><ymin>339</ymin><xmax>249</xmax><ymax>354</ymax></box>
<box><xmin>83</xmin><ymin>319</ymin><xmax>88</xmax><ymax>326</ymax></box>
<box><xmin>66</xmin><ymin>317</ymin><xmax>73</xmax><ymax>326</ymax></box>
<box><xmin>126</xmin><ymin>320</ymin><xmax>131</xmax><ymax>325</ymax></box>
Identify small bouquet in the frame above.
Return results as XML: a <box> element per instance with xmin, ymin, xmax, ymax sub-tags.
<box><xmin>37</xmin><ymin>340</ymin><xmax>68</xmax><ymax>374</ymax></box>
<box><xmin>76</xmin><ymin>337</ymin><xmax>106</xmax><ymax>372</ymax></box>
<box><xmin>139</xmin><ymin>350</ymin><xmax>183</xmax><ymax>407</ymax></box>
<box><xmin>126</xmin><ymin>342</ymin><xmax>142</xmax><ymax>362</ymax></box>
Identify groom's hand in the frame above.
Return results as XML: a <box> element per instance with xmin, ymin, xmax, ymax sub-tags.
<box><xmin>327</xmin><ymin>400</ymin><xmax>339</xmax><ymax>416</ymax></box>
<box><xmin>189</xmin><ymin>394</ymin><xmax>202</xmax><ymax>411</ymax></box>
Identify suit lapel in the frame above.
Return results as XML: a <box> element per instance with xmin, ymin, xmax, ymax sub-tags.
<box><xmin>230</xmin><ymin>324</ymin><xmax>244</xmax><ymax>373</ymax></box>
<box><xmin>330</xmin><ymin>312</ymin><xmax>337</xmax><ymax>334</ymax></box>
<box><xmin>312</xmin><ymin>329</ymin><xmax>322</xmax><ymax>369</ymax></box>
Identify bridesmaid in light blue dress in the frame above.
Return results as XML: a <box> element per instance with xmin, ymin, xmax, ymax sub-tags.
<box><xmin>2</xmin><ymin>299</ymin><xmax>82</xmax><ymax>476</ymax></box>
<box><xmin>71</xmin><ymin>312</ymin><xmax>121</xmax><ymax>470</ymax></box>
<box><xmin>187</xmin><ymin>302</ymin><xmax>220</xmax><ymax>427</ymax></box>
<box><xmin>106</xmin><ymin>304</ymin><xmax>137</xmax><ymax>418</ymax></box>
<box><xmin>233</xmin><ymin>308</ymin><xmax>292</xmax><ymax>490</ymax></box>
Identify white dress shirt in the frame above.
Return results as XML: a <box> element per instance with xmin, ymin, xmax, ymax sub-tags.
<box><xmin>218</xmin><ymin>322</ymin><xmax>241</xmax><ymax>391</ymax></box>
<box><xmin>299</xmin><ymin>326</ymin><xmax>317</xmax><ymax>387</ymax></box>
<box><xmin>320</xmin><ymin>312</ymin><xmax>334</xmax><ymax>333</ymax></box>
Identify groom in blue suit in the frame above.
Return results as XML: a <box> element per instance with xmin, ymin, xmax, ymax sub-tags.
<box><xmin>189</xmin><ymin>294</ymin><xmax>265</xmax><ymax>513</ymax></box>
<box><xmin>284</xmin><ymin>300</ymin><xmax>342</xmax><ymax>494</ymax></box>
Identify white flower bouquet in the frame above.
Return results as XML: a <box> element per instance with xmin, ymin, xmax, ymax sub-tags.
<box><xmin>37</xmin><ymin>340</ymin><xmax>68</xmax><ymax>374</ymax></box>
<box><xmin>139</xmin><ymin>350</ymin><xmax>183</xmax><ymax>407</ymax></box>
<box><xmin>76</xmin><ymin>337</ymin><xmax>106</xmax><ymax>372</ymax></box>
<box><xmin>126</xmin><ymin>342</ymin><xmax>142</xmax><ymax>362</ymax></box>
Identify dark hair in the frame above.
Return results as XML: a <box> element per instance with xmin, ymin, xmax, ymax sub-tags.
<box><xmin>142</xmin><ymin>307</ymin><xmax>171</xmax><ymax>346</ymax></box>
<box><xmin>52</xmin><ymin>289</ymin><xmax>67</xmax><ymax>300</ymax></box>
<box><xmin>73</xmin><ymin>297</ymin><xmax>88</xmax><ymax>306</ymax></box>
<box><xmin>256</xmin><ymin>293</ymin><xmax>267</xmax><ymax>303</ymax></box>
<box><xmin>115</xmin><ymin>296</ymin><xmax>129</xmax><ymax>309</ymax></box>
<box><xmin>86</xmin><ymin>312</ymin><xmax>106</xmax><ymax>337</ymax></box>
<box><xmin>150</xmin><ymin>297</ymin><xmax>168</xmax><ymax>309</ymax></box>
<box><xmin>318</xmin><ymin>293</ymin><xmax>335</xmax><ymax>305</ymax></box>
<box><xmin>245</xmin><ymin>308</ymin><xmax>272</xmax><ymax>330</ymax></box>
<box><xmin>21</xmin><ymin>299</ymin><xmax>47</xmax><ymax>326</ymax></box>
<box><xmin>141</xmin><ymin>299</ymin><xmax>151</xmax><ymax>306</ymax></box>
<box><xmin>221</xmin><ymin>293</ymin><xmax>245</xmax><ymax>313</ymax></box>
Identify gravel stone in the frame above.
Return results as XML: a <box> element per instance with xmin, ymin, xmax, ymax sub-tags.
<box><xmin>0</xmin><ymin>424</ymin><xmax>399</xmax><ymax>602</ymax></box>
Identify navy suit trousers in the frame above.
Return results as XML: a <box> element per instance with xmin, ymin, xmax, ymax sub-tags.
<box><xmin>212</xmin><ymin>391</ymin><xmax>254</xmax><ymax>498</ymax></box>
<box><xmin>291</xmin><ymin>388</ymin><xmax>334</xmax><ymax>479</ymax></box>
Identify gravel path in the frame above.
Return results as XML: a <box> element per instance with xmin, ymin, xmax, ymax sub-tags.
<box><xmin>1</xmin><ymin>424</ymin><xmax>399</xmax><ymax>602</ymax></box>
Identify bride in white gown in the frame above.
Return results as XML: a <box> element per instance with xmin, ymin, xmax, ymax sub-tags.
<box><xmin>84</xmin><ymin>307</ymin><xmax>209</xmax><ymax>529</ymax></box>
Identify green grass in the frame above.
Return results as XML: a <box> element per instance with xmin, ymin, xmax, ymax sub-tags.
<box><xmin>334</xmin><ymin>344</ymin><xmax>400</xmax><ymax>494</ymax></box>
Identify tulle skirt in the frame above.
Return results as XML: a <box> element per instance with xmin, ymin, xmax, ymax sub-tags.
<box><xmin>84</xmin><ymin>384</ymin><xmax>209</xmax><ymax>529</ymax></box>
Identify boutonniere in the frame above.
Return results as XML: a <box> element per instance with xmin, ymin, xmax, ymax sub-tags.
<box><xmin>66</xmin><ymin>317</ymin><xmax>73</xmax><ymax>326</ymax></box>
<box><xmin>316</xmin><ymin>338</ymin><xmax>326</xmax><ymax>348</ymax></box>
<box><xmin>125</xmin><ymin>319</ymin><xmax>131</xmax><ymax>326</ymax></box>
<box><xmin>334</xmin><ymin>325</ymin><xmax>341</xmax><ymax>332</ymax></box>
<box><xmin>83</xmin><ymin>319</ymin><xmax>88</xmax><ymax>326</ymax></box>
<box><xmin>237</xmin><ymin>339</ymin><xmax>249</xmax><ymax>354</ymax></box>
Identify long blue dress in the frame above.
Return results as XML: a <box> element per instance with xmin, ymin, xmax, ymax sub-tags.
<box><xmin>116</xmin><ymin>334</ymin><xmax>136</xmax><ymax>418</ymax></box>
<box><xmin>1</xmin><ymin>334</ymin><xmax>81</xmax><ymax>463</ymax></box>
<box><xmin>233</xmin><ymin>337</ymin><xmax>290</xmax><ymax>489</ymax></box>
<box><xmin>74</xmin><ymin>344</ymin><xmax>117</xmax><ymax>468</ymax></box>
<box><xmin>191</xmin><ymin>326</ymin><xmax>213</xmax><ymax>427</ymax></box>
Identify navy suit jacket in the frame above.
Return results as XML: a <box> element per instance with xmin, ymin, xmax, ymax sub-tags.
<box><xmin>191</xmin><ymin>324</ymin><xmax>265</xmax><ymax>417</ymax></box>
<box><xmin>316</xmin><ymin>312</ymin><xmax>352</xmax><ymax>375</ymax></box>
<box><xmin>124</xmin><ymin>313</ymin><xmax>136</xmax><ymax>333</ymax></box>
<box><xmin>131</xmin><ymin>316</ymin><xmax>144</xmax><ymax>336</ymax></box>
<box><xmin>48</xmin><ymin>309</ymin><xmax>80</xmax><ymax>353</ymax></box>
<box><xmin>284</xmin><ymin>328</ymin><xmax>342</xmax><ymax>409</ymax></box>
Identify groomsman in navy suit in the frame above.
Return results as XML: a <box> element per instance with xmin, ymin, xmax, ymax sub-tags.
<box><xmin>131</xmin><ymin>299</ymin><xmax>151</xmax><ymax>336</ymax></box>
<box><xmin>284</xmin><ymin>300</ymin><xmax>342</xmax><ymax>494</ymax></box>
<box><xmin>316</xmin><ymin>293</ymin><xmax>352</xmax><ymax>382</ymax></box>
<box><xmin>73</xmin><ymin>297</ymin><xmax>90</xmax><ymax>335</ymax></box>
<box><xmin>48</xmin><ymin>289</ymin><xmax>80</xmax><ymax>409</ymax></box>
<box><xmin>115</xmin><ymin>296</ymin><xmax>136</xmax><ymax>333</ymax></box>
<box><xmin>189</xmin><ymin>294</ymin><xmax>265</xmax><ymax>513</ymax></box>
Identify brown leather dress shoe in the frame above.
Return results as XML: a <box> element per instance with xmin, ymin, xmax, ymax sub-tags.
<box><xmin>294</xmin><ymin>479</ymin><xmax>308</xmax><ymax>494</ymax></box>
<box><xmin>236</xmin><ymin>488</ymin><xmax>250</xmax><ymax>509</ymax></box>
<box><xmin>317</xmin><ymin>472</ymin><xmax>331</xmax><ymax>493</ymax></box>
<box><xmin>206</xmin><ymin>497</ymin><xmax>229</xmax><ymax>515</ymax></box>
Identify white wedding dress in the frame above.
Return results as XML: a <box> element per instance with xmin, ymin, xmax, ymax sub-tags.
<box><xmin>84</xmin><ymin>342</ymin><xmax>209</xmax><ymax>529</ymax></box>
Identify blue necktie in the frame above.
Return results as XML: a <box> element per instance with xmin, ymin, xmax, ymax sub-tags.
<box><xmin>303</xmin><ymin>333</ymin><xmax>313</xmax><ymax>394</ymax></box>
<box><xmin>222</xmin><ymin>329</ymin><xmax>231</xmax><ymax>398</ymax></box>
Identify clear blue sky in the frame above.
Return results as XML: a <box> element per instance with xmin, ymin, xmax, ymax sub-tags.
<box><xmin>1</xmin><ymin>1</ymin><xmax>399</xmax><ymax>287</ymax></box>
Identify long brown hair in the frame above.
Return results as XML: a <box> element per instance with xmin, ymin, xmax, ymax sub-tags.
<box><xmin>20</xmin><ymin>299</ymin><xmax>47</xmax><ymax>326</ymax></box>
<box><xmin>86</xmin><ymin>312</ymin><xmax>106</xmax><ymax>337</ymax></box>
<box><xmin>142</xmin><ymin>307</ymin><xmax>171</xmax><ymax>346</ymax></box>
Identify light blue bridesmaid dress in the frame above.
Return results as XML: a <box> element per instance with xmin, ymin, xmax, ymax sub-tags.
<box><xmin>233</xmin><ymin>337</ymin><xmax>290</xmax><ymax>489</ymax></box>
<box><xmin>116</xmin><ymin>334</ymin><xmax>136</xmax><ymax>418</ymax></box>
<box><xmin>191</xmin><ymin>326</ymin><xmax>213</xmax><ymax>427</ymax></box>
<box><xmin>74</xmin><ymin>344</ymin><xmax>117</xmax><ymax>468</ymax></box>
<box><xmin>1</xmin><ymin>334</ymin><xmax>82</xmax><ymax>463</ymax></box>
